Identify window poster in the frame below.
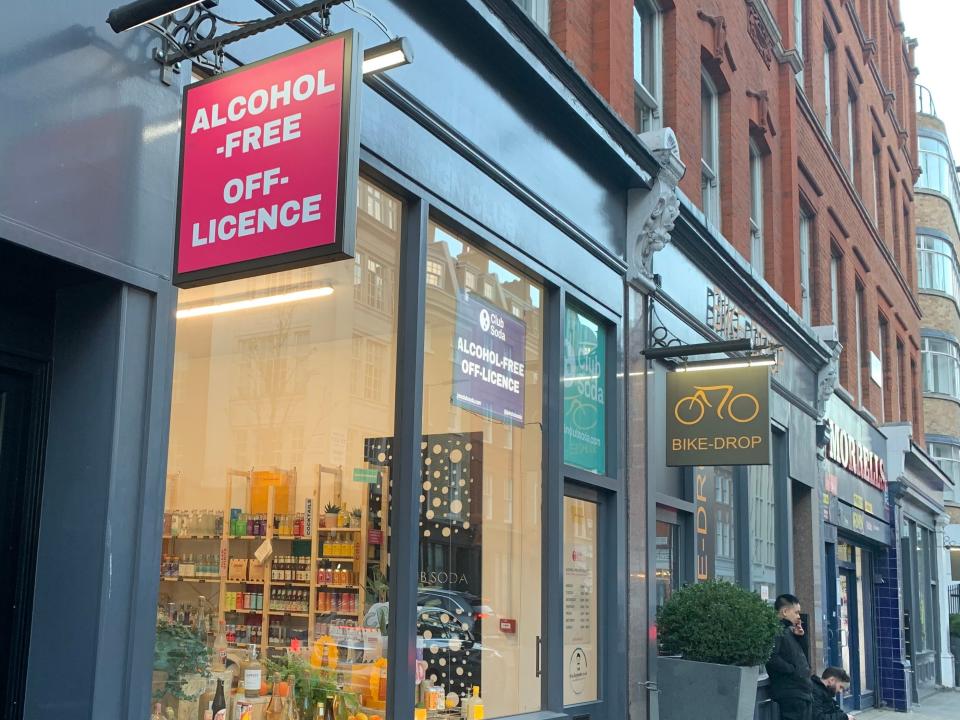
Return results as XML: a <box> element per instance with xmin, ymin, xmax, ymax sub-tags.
<box><xmin>563</xmin><ymin>497</ymin><xmax>598</xmax><ymax>705</ymax></box>
<box><xmin>452</xmin><ymin>291</ymin><xmax>526</xmax><ymax>424</ymax></box>
<box><xmin>563</xmin><ymin>308</ymin><xmax>606</xmax><ymax>474</ymax></box>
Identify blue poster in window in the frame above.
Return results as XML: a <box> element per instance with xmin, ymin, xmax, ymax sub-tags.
<box><xmin>453</xmin><ymin>291</ymin><xmax>526</xmax><ymax>424</ymax></box>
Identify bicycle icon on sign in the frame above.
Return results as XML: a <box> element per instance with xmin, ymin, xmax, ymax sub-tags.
<box><xmin>674</xmin><ymin>385</ymin><xmax>760</xmax><ymax>426</ymax></box>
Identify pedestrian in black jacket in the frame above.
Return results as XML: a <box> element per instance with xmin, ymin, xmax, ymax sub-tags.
<box><xmin>811</xmin><ymin>667</ymin><xmax>851</xmax><ymax>720</ymax></box>
<box><xmin>766</xmin><ymin>594</ymin><xmax>813</xmax><ymax>720</ymax></box>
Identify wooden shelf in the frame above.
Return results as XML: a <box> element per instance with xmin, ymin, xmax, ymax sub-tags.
<box><xmin>319</xmin><ymin>556</ymin><xmax>356</xmax><ymax>562</ymax></box>
<box><xmin>162</xmin><ymin>535</ymin><xmax>221</xmax><ymax>540</ymax></box>
<box><xmin>161</xmin><ymin>576</ymin><xmax>221</xmax><ymax>583</ymax></box>
<box><xmin>226</xmin><ymin>609</ymin><xmax>264</xmax><ymax>615</ymax></box>
<box><xmin>268</xmin><ymin>610</ymin><xmax>310</xmax><ymax>618</ymax></box>
<box><xmin>317</xmin><ymin>584</ymin><xmax>360</xmax><ymax>590</ymax></box>
<box><xmin>226</xmin><ymin>579</ymin><xmax>264</xmax><ymax>585</ymax></box>
<box><xmin>317</xmin><ymin>527</ymin><xmax>361</xmax><ymax>533</ymax></box>
<box><xmin>314</xmin><ymin>608</ymin><xmax>361</xmax><ymax>617</ymax></box>
<box><xmin>267</xmin><ymin>581</ymin><xmax>311</xmax><ymax>588</ymax></box>
<box><xmin>273</xmin><ymin>535</ymin><xmax>310</xmax><ymax>541</ymax></box>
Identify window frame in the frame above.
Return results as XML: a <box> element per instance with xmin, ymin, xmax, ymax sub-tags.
<box><xmin>513</xmin><ymin>0</ymin><xmax>550</xmax><ymax>32</ymax></box>
<box><xmin>701</xmin><ymin>71</ymin><xmax>721</xmax><ymax>227</ymax></box>
<box><xmin>823</xmin><ymin>30</ymin><xmax>835</xmax><ymax>141</ymax></box>
<box><xmin>794</xmin><ymin>0</ymin><xmax>805</xmax><ymax>87</ymax></box>
<box><xmin>633</xmin><ymin>0</ymin><xmax>663</xmax><ymax>133</ymax></box>
<box><xmin>921</xmin><ymin>334</ymin><xmax>960</xmax><ymax>399</ymax></box>
<box><xmin>749</xmin><ymin>141</ymin><xmax>765</xmax><ymax>273</ymax></box>
<box><xmin>799</xmin><ymin>206</ymin><xmax>813</xmax><ymax>322</ymax></box>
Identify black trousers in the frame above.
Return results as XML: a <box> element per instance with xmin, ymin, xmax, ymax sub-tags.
<box><xmin>776</xmin><ymin>698</ymin><xmax>813</xmax><ymax>720</ymax></box>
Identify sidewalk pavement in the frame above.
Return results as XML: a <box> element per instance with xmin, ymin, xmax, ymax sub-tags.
<box><xmin>853</xmin><ymin>689</ymin><xmax>960</xmax><ymax>719</ymax></box>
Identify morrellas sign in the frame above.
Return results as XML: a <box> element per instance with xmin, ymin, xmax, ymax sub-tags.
<box><xmin>174</xmin><ymin>31</ymin><xmax>361</xmax><ymax>288</ymax></box>
<box><xmin>826</xmin><ymin>418</ymin><xmax>887</xmax><ymax>491</ymax></box>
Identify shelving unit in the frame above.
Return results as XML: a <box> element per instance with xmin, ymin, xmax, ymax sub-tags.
<box><xmin>160</xmin><ymin>463</ymin><xmax>377</xmax><ymax>658</ymax></box>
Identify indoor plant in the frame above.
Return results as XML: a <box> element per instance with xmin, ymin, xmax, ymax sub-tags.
<box><xmin>323</xmin><ymin>502</ymin><xmax>341</xmax><ymax>529</ymax></box>
<box><xmin>656</xmin><ymin>580</ymin><xmax>780</xmax><ymax>720</ymax></box>
<box><xmin>152</xmin><ymin>616</ymin><xmax>211</xmax><ymax>719</ymax></box>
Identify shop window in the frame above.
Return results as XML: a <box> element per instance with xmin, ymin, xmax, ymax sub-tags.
<box><xmin>921</xmin><ymin>335</ymin><xmax>960</xmax><ymax>398</ymax></box>
<box><xmin>917</xmin><ymin>234</ymin><xmax>960</xmax><ymax>298</ymax></box>
<box><xmin>748</xmin><ymin>466</ymin><xmax>776</xmax><ymax>601</ymax></box>
<box><xmin>513</xmin><ymin>0</ymin><xmax>550</xmax><ymax>32</ymax></box>
<box><xmin>694</xmin><ymin>466</ymin><xmax>736</xmax><ymax>583</ymax></box>
<box><xmin>655</xmin><ymin>520</ymin><xmax>680</xmax><ymax>609</ymax></box>
<box><xmin>633</xmin><ymin>0</ymin><xmax>662</xmax><ymax>132</ymax></box>
<box><xmin>749</xmin><ymin>141</ymin><xmax>765</xmax><ymax>273</ymax></box>
<box><xmin>157</xmin><ymin>177</ymin><xmax>401</xmax><ymax>718</ymax></box>
<box><xmin>563</xmin><ymin>497</ymin><xmax>599</xmax><ymax>705</ymax></box>
<box><xmin>563</xmin><ymin>305</ymin><xmax>607</xmax><ymax>475</ymax></box>
<box><xmin>422</xmin><ymin>221</ymin><xmax>543</xmax><ymax>716</ymax></box>
<box><xmin>700</xmin><ymin>71</ymin><xmax>721</xmax><ymax>227</ymax></box>
<box><xmin>929</xmin><ymin>441</ymin><xmax>960</xmax><ymax>486</ymax></box>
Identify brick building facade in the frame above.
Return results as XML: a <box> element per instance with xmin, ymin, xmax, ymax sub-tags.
<box><xmin>546</xmin><ymin>0</ymin><xmax>922</xmax><ymax>430</ymax></box>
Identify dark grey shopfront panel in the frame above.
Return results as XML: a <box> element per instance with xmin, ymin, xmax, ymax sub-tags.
<box><xmin>0</xmin><ymin>1</ymin><xmax>182</xmax><ymax>281</ymax></box>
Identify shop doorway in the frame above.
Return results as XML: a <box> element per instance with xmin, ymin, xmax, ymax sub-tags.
<box><xmin>0</xmin><ymin>354</ymin><xmax>48</xmax><ymax>718</ymax></box>
<box><xmin>835</xmin><ymin>542</ymin><xmax>877</xmax><ymax>710</ymax></box>
<box><xmin>563</xmin><ymin>484</ymin><xmax>614</xmax><ymax>720</ymax></box>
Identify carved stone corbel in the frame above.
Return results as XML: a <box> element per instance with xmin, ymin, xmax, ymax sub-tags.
<box><xmin>627</xmin><ymin>128</ymin><xmax>686</xmax><ymax>290</ymax></box>
<box><xmin>813</xmin><ymin>325</ymin><xmax>843</xmax><ymax>458</ymax></box>
<box><xmin>697</xmin><ymin>11</ymin><xmax>729</xmax><ymax>66</ymax></box>
<box><xmin>747</xmin><ymin>89</ymin><xmax>774</xmax><ymax>136</ymax></box>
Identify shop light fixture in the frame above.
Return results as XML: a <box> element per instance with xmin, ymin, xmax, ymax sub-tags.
<box><xmin>362</xmin><ymin>37</ymin><xmax>413</xmax><ymax>75</ymax></box>
<box><xmin>107</xmin><ymin>0</ymin><xmax>211</xmax><ymax>33</ymax></box>
<box><xmin>644</xmin><ymin>338</ymin><xmax>753</xmax><ymax>359</ymax></box>
<box><xmin>672</xmin><ymin>355</ymin><xmax>777</xmax><ymax>373</ymax></box>
<box><xmin>176</xmin><ymin>286</ymin><xmax>333</xmax><ymax>319</ymax></box>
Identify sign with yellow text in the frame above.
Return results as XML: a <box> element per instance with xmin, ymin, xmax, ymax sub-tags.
<box><xmin>666</xmin><ymin>365</ymin><xmax>770</xmax><ymax>466</ymax></box>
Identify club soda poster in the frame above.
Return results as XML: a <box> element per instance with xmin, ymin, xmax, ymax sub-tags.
<box><xmin>452</xmin><ymin>291</ymin><xmax>526</xmax><ymax>424</ymax></box>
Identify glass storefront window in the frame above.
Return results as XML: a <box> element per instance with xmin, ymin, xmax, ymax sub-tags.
<box><xmin>748</xmin><ymin>466</ymin><xmax>777</xmax><ymax>600</ymax></box>
<box><xmin>157</xmin><ymin>178</ymin><xmax>401</xmax><ymax>717</ymax></box>
<box><xmin>564</xmin><ymin>497</ymin><xmax>599</xmax><ymax>706</ymax></box>
<box><xmin>921</xmin><ymin>335</ymin><xmax>960</xmax><ymax>397</ymax></box>
<box><xmin>655</xmin><ymin>520</ymin><xmax>679</xmax><ymax>609</ymax></box>
<box><xmin>693</xmin><ymin>466</ymin><xmax>736</xmax><ymax>583</ymax></box>
<box><xmin>420</xmin><ymin>222</ymin><xmax>543</xmax><ymax>716</ymax></box>
<box><xmin>563</xmin><ymin>306</ymin><xmax>607</xmax><ymax>475</ymax></box>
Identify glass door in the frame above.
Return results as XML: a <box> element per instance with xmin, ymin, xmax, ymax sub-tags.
<box><xmin>563</xmin><ymin>485</ymin><xmax>609</xmax><ymax>717</ymax></box>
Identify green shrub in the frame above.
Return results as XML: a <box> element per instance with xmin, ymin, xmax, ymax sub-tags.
<box><xmin>950</xmin><ymin>613</ymin><xmax>960</xmax><ymax>638</ymax></box>
<box><xmin>657</xmin><ymin>580</ymin><xmax>780</xmax><ymax>666</ymax></box>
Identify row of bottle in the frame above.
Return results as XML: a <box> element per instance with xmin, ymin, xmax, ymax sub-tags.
<box><xmin>272</xmin><ymin>555</ymin><xmax>311</xmax><ymax>583</ymax></box>
<box><xmin>316</xmin><ymin>590</ymin><xmax>358</xmax><ymax>614</ymax></box>
<box><xmin>162</xmin><ymin>553</ymin><xmax>220</xmax><ymax>578</ymax></box>
<box><xmin>223</xmin><ymin>622</ymin><xmax>262</xmax><ymax>647</ymax></box>
<box><xmin>230</xmin><ymin>512</ymin><xmax>271</xmax><ymax>537</ymax></box>
<box><xmin>225</xmin><ymin>591</ymin><xmax>264</xmax><ymax>612</ymax></box>
<box><xmin>321</xmin><ymin>536</ymin><xmax>356</xmax><ymax>557</ymax></box>
<box><xmin>270</xmin><ymin>588</ymin><xmax>310</xmax><ymax>613</ymax></box>
<box><xmin>163</xmin><ymin>601</ymin><xmax>206</xmax><ymax>628</ymax></box>
<box><xmin>317</xmin><ymin>561</ymin><xmax>354</xmax><ymax>586</ymax></box>
<box><xmin>165</xmin><ymin>509</ymin><xmax>223</xmax><ymax>537</ymax></box>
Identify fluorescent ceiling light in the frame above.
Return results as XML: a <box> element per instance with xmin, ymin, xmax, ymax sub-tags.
<box><xmin>107</xmin><ymin>0</ymin><xmax>209</xmax><ymax>33</ymax></box>
<box><xmin>176</xmin><ymin>286</ymin><xmax>333</xmax><ymax>319</ymax></box>
<box><xmin>362</xmin><ymin>37</ymin><xmax>413</xmax><ymax>75</ymax></box>
<box><xmin>673</xmin><ymin>357</ymin><xmax>777</xmax><ymax>373</ymax></box>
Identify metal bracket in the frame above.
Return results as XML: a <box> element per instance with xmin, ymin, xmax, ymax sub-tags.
<box><xmin>151</xmin><ymin>0</ymin><xmax>344</xmax><ymax>83</ymax></box>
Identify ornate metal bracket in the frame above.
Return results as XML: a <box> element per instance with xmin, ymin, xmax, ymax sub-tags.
<box><xmin>150</xmin><ymin>0</ymin><xmax>343</xmax><ymax>84</ymax></box>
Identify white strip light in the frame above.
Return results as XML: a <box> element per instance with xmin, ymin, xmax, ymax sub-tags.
<box><xmin>673</xmin><ymin>357</ymin><xmax>777</xmax><ymax>373</ymax></box>
<box><xmin>362</xmin><ymin>37</ymin><xmax>413</xmax><ymax>75</ymax></box>
<box><xmin>176</xmin><ymin>286</ymin><xmax>333</xmax><ymax>319</ymax></box>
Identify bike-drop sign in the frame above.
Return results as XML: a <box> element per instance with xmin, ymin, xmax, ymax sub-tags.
<box><xmin>665</xmin><ymin>365</ymin><xmax>771</xmax><ymax>466</ymax></box>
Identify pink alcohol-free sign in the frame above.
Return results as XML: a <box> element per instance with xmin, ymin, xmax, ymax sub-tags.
<box><xmin>174</xmin><ymin>31</ymin><xmax>360</xmax><ymax>288</ymax></box>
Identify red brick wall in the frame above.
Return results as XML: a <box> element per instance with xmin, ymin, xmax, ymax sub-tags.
<box><xmin>549</xmin><ymin>0</ymin><xmax>923</xmax><ymax>433</ymax></box>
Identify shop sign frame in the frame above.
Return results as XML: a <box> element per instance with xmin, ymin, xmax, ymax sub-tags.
<box><xmin>665</xmin><ymin>364</ymin><xmax>771</xmax><ymax>466</ymax></box>
<box><xmin>173</xmin><ymin>30</ymin><xmax>362</xmax><ymax>288</ymax></box>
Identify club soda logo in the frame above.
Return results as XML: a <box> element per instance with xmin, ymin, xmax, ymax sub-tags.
<box><xmin>418</xmin><ymin>570</ymin><xmax>470</xmax><ymax>586</ymax></box>
<box><xmin>478</xmin><ymin>305</ymin><xmax>506</xmax><ymax>341</ymax></box>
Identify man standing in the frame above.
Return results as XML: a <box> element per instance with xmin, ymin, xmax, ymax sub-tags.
<box><xmin>766</xmin><ymin>594</ymin><xmax>813</xmax><ymax>720</ymax></box>
<box><xmin>811</xmin><ymin>667</ymin><xmax>852</xmax><ymax>720</ymax></box>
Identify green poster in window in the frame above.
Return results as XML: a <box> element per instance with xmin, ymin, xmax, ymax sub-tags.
<box><xmin>563</xmin><ymin>307</ymin><xmax>606</xmax><ymax>474</ymax></box>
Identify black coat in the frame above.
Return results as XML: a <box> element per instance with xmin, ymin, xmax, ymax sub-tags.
<box><xmin>765</xmin><ymin>620</ymin><xmax>813</xmax><ymax>701</ymax></box>
<box><xmin>811</xmin><ymin>676</ymin><xmax>847</xmax><ymax>720</ymax></box>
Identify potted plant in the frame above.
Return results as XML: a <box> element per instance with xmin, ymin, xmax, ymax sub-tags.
<box><xmin>656</xmin><ymin>580</ymin><xmax>780</xmax><ymax>720</ymax></box>
<box><xmin>351</xmin><ymin>507</ymin><xmax>363</xmax><ymax>528</ymax></box>
<box><xmin>323</xmin><ymin>502</ymin><xmax>341</xmax><ymax>529</ymax></box>
<box><xmin>152</xmin><ymin>617</ymin><xmax>211</xmax><ymax>718</ymax></box>
<box><xmin>376</xmin><ymin>605</ymin><xmax>389</xmax><ymax>656</ymax></box>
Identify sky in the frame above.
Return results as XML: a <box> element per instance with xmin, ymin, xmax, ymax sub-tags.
<box><xmin>901</xmin><ymin>1</ymin><xmax>960</xmax><ymax>150</ymax></box>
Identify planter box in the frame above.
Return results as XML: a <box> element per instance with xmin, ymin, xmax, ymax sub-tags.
<box><xmin>658</xmin><ymin>657</ymin><xmax>759</xmax><ymax>720</ymax></box>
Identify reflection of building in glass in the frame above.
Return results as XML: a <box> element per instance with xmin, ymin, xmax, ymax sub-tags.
<box><xmin>714</xmin><ymin>468</ymin><xmax>736</xmax><ymax>582</ymax></box>
<box><xmin>748</xmin><ymin>466</ymin><xmax>777</xmax><ymax>597</ymax></box>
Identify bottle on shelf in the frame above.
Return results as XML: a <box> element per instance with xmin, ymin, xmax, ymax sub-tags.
<box><xmin>244</xmin><ymin>644</ymin><xmax>262</xmax><ymax>698</ymax></box>
<box><xmin>151</xmin><ymin>702</ymin><xmax>163</xmax><ymax>720</ymax></box>
<box><xmin>212</xmin><ymin>620</ymin><xmax>228</xmax><ymax>670</ymax></box>
<box><xmin>265</xmin><ymin>673</ymin><xmax>284</xmax><ymax>720</ymax></box>
<box><xmin>211</xmin><ymin>679</ymin><xmax>227</xmax><ymax>720</ymax></box>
